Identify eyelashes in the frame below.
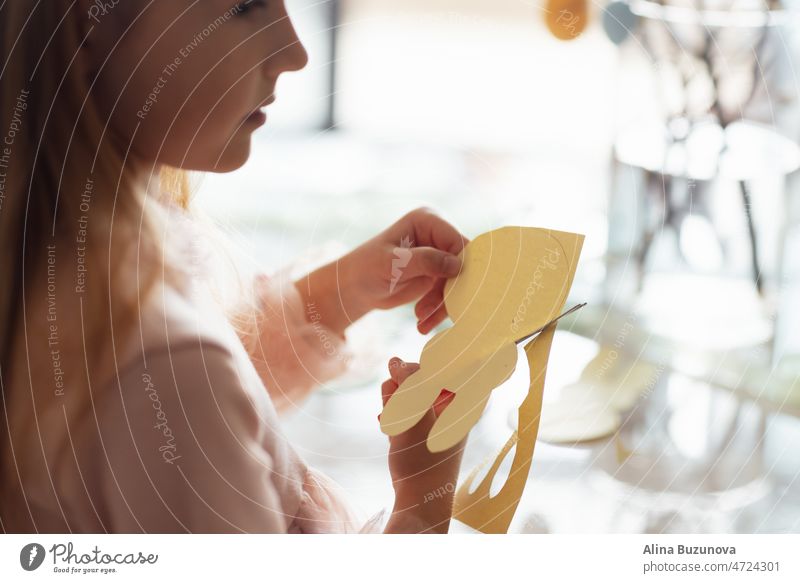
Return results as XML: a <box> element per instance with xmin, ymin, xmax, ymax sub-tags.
<box><xmin>234</xmin><ymin>0</ymin><xmax>268</xmax><ymax>16</ymax></box>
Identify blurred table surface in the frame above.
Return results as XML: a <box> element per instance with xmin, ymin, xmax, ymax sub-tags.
<box><xmin>280</xmin><ymin>305</ymin><xmax>800</xmax><ymax>533</ymax></box>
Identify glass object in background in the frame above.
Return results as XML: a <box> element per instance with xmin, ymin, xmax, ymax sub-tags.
<box><xmin>592</xmin><ymin>371</ymin><xmax>770</xmax><ymax>534</ymax></box>
<box><xmin>603</xmin><ymin>1</ymin><xmax>800</xmax><ymax>382</ymax></box>
<box><xmin>499</xmin><ymin>331</ymin><xmax>797</xmax><ymax>533</ymax></box>
<box><xmin>483</xmin><ymin>0</ymin><xmax>800</xmax><ymax>534</ymax></box>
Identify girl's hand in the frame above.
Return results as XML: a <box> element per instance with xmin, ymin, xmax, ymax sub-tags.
<box><xmin>347</xmin><ymin>207</ymin><xmax>469</xmax><ymax>332</ymax></box>
<box><xmin>295</xmin><ymin>208</ymin><xmax>469</xmax><ymax>337</ymax></box>
<box><xmin>382</xmin><ymin>357</ymin><xmax>466</xmax><ymax>534</ymax></box>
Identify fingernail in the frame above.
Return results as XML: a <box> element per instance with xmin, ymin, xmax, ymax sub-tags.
<box><xmin>433</xmin><ymin>389</ymin><xmax>455</xmax><ymax>417</ymax></box>
<box><xmin>434</xmin><ymin>389</ymin><xmax>455</xmax><ymax>405</ymax></box>
<box><xmin>443</xmin><ymin>255</ymin><xmax>461</xmax><ymax>276</ymax></box>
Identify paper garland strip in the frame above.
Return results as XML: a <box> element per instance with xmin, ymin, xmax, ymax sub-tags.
<box><xmin>453</xmin><ymin>324</ymin><xmax>557</xmax><ymax>534</ymax></box>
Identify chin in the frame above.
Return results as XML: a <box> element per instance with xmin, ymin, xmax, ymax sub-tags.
<box><xmin>207</xmin><ymin>142</ymin><xmax>252</xmax><ymax>173</ymax></box>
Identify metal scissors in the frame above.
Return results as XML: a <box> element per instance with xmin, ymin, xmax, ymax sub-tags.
<box><xmin>513</xmin><ymin>302</ymin><xmax>587</xmax><ymax>346</ymax></box>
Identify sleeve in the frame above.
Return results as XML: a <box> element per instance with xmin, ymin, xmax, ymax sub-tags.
<box><xmin>159</xmin><ymin>203</ymin><xmax>353</xmax><ymax>414</ymax></box>
<box><xmin>97</xmin><ymin>341</ymin><xmax>290</xmax><ymax>533</ymax></box>
<box><xmin>234</xmin><ymin>271</ymin><xmax>354</xmax><ymax>414</ymax></box>
<box><xmin>287</xmin><ymin>466</ymin><xmax>388</xmax><ymax>534</ymax></box>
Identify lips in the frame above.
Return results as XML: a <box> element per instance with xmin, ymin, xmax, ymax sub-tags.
<box><xmin>250</xmin><ymin>96</ymin><xmax>275</xmax><ymax>115</ymax></box>
<box><xmin>246</xmin><ymin>109</ymin><xmax>267</xmax><ymax>126</ymax></box>
<box><xmin>244</xmin><ymin>95</ymin><xmax>275</xmax><ymax>126</ymax></box>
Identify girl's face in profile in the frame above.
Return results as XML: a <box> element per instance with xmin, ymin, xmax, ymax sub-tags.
<box><xmin>86</xmin><ymin>0</ymin><xmax>308</xmax><ymax>172</ymax></box>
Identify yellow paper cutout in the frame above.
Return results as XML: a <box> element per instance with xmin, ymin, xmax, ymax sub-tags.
<box><xmin>576</xmin><ymin>346</ymin><xmax>660</xmax><ymax>412</ymax></box>
<box><xmin>538</xmin><ymin>394</ymin><xmax>620</xmax><ymax>444</ymax></box>
<box><xmin>453</xmin><ymin>324</ymin><xmax>556</xmax><ymax>534</ymax></box>
<box><xmin>536</xmin><ymin>347</ymin><xmax>662</xmax><ymax>444</ymax></box>
<box><xmin>380</xmin><ymin>227</ymin><xmax>584</xmax><ymax>453</ymax></box>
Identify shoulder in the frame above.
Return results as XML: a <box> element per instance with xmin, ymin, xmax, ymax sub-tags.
<box><xmin>95</xmin><ymin>337</ymin><xmax>302</xmax><ymax>532</ymax></box>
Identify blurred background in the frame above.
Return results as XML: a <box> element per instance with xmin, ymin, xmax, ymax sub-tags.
<box><xmin>195</xmin><ymin>0</ymin><xmax>800</xmax><ymax>533</ymax></box>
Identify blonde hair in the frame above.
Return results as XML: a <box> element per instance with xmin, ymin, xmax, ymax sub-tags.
<box><xmin>0</xmin><ymin>2</ymin><xmax>190</xmax><ymax>503</ymax></box>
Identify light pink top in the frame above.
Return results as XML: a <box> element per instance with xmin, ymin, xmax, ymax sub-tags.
<box><xmin>14</xmin><ymin>203</ymin><xmax>381</xmax><ymax>533</ymax></box>
<box><xmin>99</xmin><ymin>288</ymin><xmax>362</xmax><ymax>533</ymax></box>
<box><xmin>104</xmin><ymin>204</ymin><xmax>381</xmax><ymax>533</ymax></box>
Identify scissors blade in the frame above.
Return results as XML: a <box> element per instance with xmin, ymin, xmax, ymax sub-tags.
<box><xmin>513</xmin><ymin>302</ymin><xmax>587</xmax><ymax>345</ymax></box>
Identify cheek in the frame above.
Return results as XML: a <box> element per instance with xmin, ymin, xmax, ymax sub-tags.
<box><xmin>92</xmin><ymin>7</ymin><xmax>268</xmax><ymax>169</ymax></box>
<box><xmin>183</xmin><ymin>65</ymin><xmax>259</xmax><ymax>136</ymax></box>
<box><xmin>124</xmin><ymin>51</ymin><xmax>260</xmax><ymax>166</ymax></box>
<box><xmin>160</xmin><ymin>65</ymin><xmax>261</xmax><ymax>167</ymax></box>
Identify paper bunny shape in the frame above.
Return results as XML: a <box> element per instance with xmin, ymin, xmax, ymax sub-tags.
<box><xmin>380</xmin><ymin>226</ymin><xmax>585</xmax><ymax>452</ymax></box>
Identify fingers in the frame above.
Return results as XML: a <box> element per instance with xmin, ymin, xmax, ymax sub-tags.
<box><xmin>414</xmin><ymin>276</ymin><xmax>451</xmax><ymax>333</ymax></box>
<box><xmin>418</xmin><ymin>306</ymin><xmax>447</xmax><ymax>334</ymax></box>
<box><xmin>414</xmin><ymin>278</ymin><xmax>444</xmax><ymax>315</ymax></box>
<box><xmin>399</xmin><ymin>246</ymin><xmax>462</xmax><ymax>281</ymax></box>
<box><xmin>383</xmin><ymin>357</ymin><xmax>455</xmax><ymax>418</ymax></box>
<box><xmin>381</xmin><ymin>378</ymin><xmax>398</xmax><ymax>407</ymax></box>
<box><xmin>388</xmin><ymin>356</ymin><xmax>420</xmax><ymax>384</ymax></box>
<box><xmin>381</xmin><ymin>357</ymin><xmax>419</xmax><ymax>408</ymax></box>
<box><xmin>432</xmin><ymin>389</ymin><xmax>455</xmax><ymax>417</ymax></box>
<box><xmin>399</xmin><ymin>207</ymin><xmax>469</xmax><ymax>256</ymax></box>
<box><xmin>416</xmin><ymin>303</ymin><xmax>448</xmax><ymax>334</ymax></box>
<box><xmin>414</xmin><ymin>284</ymin><xmax>441</xmax><ymax>321</ymax></box>
<box><xmin>428</xmin><ymin>392</ymin><xmax>489</xmax><ymax>453</ymax></box>
<box><xmin>383</xmin><ymin>208</ymin><xmax>469</xmax><ymax>324</ymax></box>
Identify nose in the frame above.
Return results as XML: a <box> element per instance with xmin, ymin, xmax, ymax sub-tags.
<box><xmin>265</xmin><ymin>11</ymin><xmax>309</xmax><ymax>76</ymax></box>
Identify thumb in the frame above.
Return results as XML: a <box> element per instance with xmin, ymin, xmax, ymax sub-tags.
<box><xmin>388</xmin><ymin>357</ymin><xmax>420</xmax><ymax>385</ymax></box>
<box><xmin>399</xmin><ymin>247</ymin><xmax>462</xmax><ymax>281</ymax></box>
<box><xmin>381</xmin><ymin>357</ymin><xmax>420</xmax><ymax>408</ymax></box>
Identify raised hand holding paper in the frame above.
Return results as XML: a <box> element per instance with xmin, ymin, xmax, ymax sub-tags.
<box><xmin>379</xmin><ymin>226</ymin><xmax>584</xmax><ymax>479</ymax></box>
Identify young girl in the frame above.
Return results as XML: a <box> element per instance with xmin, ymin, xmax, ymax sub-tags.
<box><xmin>0</xmin><ymin>1</ymin><xmax>468</xmax><ymax>533</ymax></box>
